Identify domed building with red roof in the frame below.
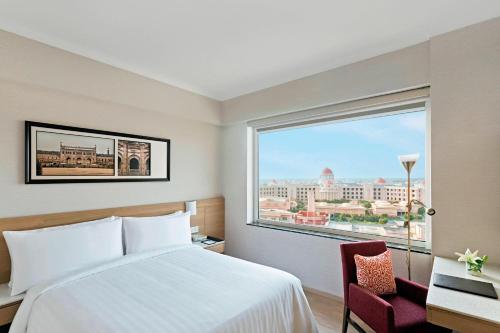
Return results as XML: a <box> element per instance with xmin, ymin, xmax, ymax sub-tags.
<box><xmin>317</xmin><ymin>167</ymin><xmax>343</xmax><ymax>201</ymax></box>
<box><xmin>319</xmin><ymin>167</ymin><xmax>335</xmax><ymax>189</ymax></box>
<box><xmin>322</xmin><ymin>167</ymin><xmax>333</xmax><ymax>175</ymax></box>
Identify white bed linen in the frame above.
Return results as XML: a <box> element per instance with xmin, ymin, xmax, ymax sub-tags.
<box><xmin>10</xmin><ymin>245</ymin><xmax>318</xmax><ymax>333</ymax></box>
<box><xmin>123</xmin><ymin>211</ymin><xmax>191</xmax><ymax>254</ymax></box>
<box><xmin>4</xmin><ymin>216</ymin><xmax>123</xmax><ymax>296</ymax></box>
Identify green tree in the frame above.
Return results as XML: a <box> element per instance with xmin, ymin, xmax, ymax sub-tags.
<box><xmin>378</xmin><ymin>217</ymin><xmax>389</xmax><ymax>224</ymax></box>
<box><xmin>351</xmin><ymin>215</ymin><xmax>363</xmax><ymax>222</ymax></box>
<box><xmin>339</xmin><ymin>214</ymin><xmax>349</xmax><ymax>222</ymax></box>
<box><xmin>326</xmin><ymin>199</ymin><xmax>350</xmax><ymax>204</ymax></box>
<box><xmin>290</xmin><ymin>201</ymin><xmax>305</xmax><ymax>213</ymax></box>
<box><xmin>365</xmin><ymin>215</ymin><xmax>379</xmax><ymax>223</ymax></box>
<box><xmin>360</xmin><ymin>200</ymin><xmax>372</xmax><ymax>209</ymax></box>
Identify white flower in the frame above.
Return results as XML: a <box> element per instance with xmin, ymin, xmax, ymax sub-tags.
<box><xmin>455</xmin><ymin>249</ymin><xmax>478</xmax><ymax>263</ymax></box>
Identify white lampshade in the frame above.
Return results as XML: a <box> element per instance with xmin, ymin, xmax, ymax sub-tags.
<box><xmin>398</xmin><ymin>153</ymin><xmax>420</xmax><ymax>163</ymax></box>
<box><xmin>398</xmin><ymin>153</ymin><xmax>420</xmax><ymax>172</ymax></box>
<box><xmin>185</xmin><ymin>200</ymin><xmax>197</xmax><ymax>216</ymax></box>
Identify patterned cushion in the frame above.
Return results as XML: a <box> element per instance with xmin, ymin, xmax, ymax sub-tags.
<box><xmin>354</xmin><ymin>249</ymin><xmax>397</xmax><ymax>295</ymax></box>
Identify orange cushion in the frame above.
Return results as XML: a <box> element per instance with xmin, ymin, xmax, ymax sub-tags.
<box><xmin>354</xmin><ymin>249</ymin><xmax>397</xmax><ymax>295</ymax></box>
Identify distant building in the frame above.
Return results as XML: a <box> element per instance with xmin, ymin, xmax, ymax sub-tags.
<box><xmin>317</xmin><ymin>168</ymin><xmax>343</xmax><ymax>200</ymax></box>
<box><xmin>60</xmin><ymin>144</ymin><xmax>97</xmax><ymax>166</ymax></box>
<box><xmin>294</xmin><ymin>191</ymin><xmax>329</xmax><ymax>225</ymax></box>
<box><xmin>259</xmin><ymin>180</ymin><xmax>291</xmax><ymax>198</ymax></box>
<box><xmin>118</xmin><ymin>141</ymin><xmax>150</xmax><ymax>176</ymax></box>
<box><xmin>259</xmin><ymin>167</ymin><xmax>425</xmax><ymax>204</ymax></box>
<box><xmin>295</xmin><ymin>211</ymin><xmax>329</xmax><ymax>225</ymax></box>
<box><xmin>36</xmin><ymin>150</ymin><xmax>60</xmax><ymax>165</ymax></box>
<box><xmin>259</xmin><ymin>181</ymin><xmax>319</xmax><ymax>204</ymax></box>
<box><xmin>315</xmin><ymin>201</ymin><xmax>366</xmax><ymax>216</ymax></box>
<box><xmin>36</xmin><ymin>143</ymin><xmax>114</xmax><ymax>168</ymax></box>
<box><xmin>259</xmin><ymin>209</ymin><xmax>294</xmax><ymax>222</ymax></box>
<box><xmin>372</xmin><ymin>200</ymin><xmax>399</xmax><ymax>217</ymax></box>
<box><xmin>259</xmin><ymin>197</ymin><xmax>293</xmax><ymax>210</ymax></box>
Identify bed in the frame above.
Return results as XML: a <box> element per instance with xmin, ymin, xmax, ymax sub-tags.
<box><xmin>0</xmin><ymin>198</ymin><xmax>318</xmax><ymax>333</ymax></box>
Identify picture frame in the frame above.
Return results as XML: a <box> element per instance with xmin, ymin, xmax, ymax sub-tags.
<box><xmin>25</xmin><ymin>121</ymin><xmax>170</xmax><ymax>184</ymax></box>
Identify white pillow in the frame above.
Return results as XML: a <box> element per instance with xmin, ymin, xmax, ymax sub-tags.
<box><xmin>123</xmin><ymin>212</ymin><xmax>192</xmax><ymax>254</ymax></box>
<box><xmin>4</xmin><ymin>216</ymin><xmax>123</xmax><ymax>296</ymax></box>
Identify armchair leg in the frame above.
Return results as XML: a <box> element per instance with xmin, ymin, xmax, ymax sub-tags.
<box><xmin>343</xmin><ymin>305</ymin><xmax>367</xmax><ymax>333</ymax></box>
<box><xmin>347</xmin><ymin>318</ymin><xmax>367</xmax><ymax>333</ymax></box>
<box><xmin>342</xmin><ymin>306</ymin><xmax>349</xmax><ymax>333</ymax></box>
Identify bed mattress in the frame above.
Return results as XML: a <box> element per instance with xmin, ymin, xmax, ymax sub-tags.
<box><xmin>10</xmin><ymin>245</ymin><xmax>318</xmax><ymax>333</ymax></box>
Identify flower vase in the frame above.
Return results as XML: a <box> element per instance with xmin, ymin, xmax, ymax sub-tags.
<box><xmin>466</xmin><ymin>262</ymin><xmax>482</xmax><ymax>277</ymax></box>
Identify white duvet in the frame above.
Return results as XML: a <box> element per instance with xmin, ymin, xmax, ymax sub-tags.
<box><xmin>10</xmin><ymin>245</ymin><xmax>318</xmax><ymax>333</ymax></box>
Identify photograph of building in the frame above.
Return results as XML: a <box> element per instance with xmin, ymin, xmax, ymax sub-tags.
<box><xmin>36</xmin><ymin>132</ymin><xmax>115</xmax><ymax>176</ymax></box>
<box><xmin>118</xmin><ymin>140</ymin><xmax>151</xmax><ymax>176</ymax></box>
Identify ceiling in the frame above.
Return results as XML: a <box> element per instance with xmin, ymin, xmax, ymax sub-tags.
<box><xmin>1</xmin><ymin>1</ymin><xmax>499</xmax><ymax>101</ymax></box>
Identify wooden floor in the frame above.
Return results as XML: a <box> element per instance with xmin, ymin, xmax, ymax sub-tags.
<box><xmin>305</xmin><ymin>290</ymin><xmax>374</xmax><ymax>333</ymax></box>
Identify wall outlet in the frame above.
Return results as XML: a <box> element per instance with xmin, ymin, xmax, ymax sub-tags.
<box><xmin>191</xmin><ymin>226</ymin><xmax>199</xmax><ymax>234</ymax></box>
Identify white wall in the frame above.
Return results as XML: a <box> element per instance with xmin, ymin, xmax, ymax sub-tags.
<box><xmin>0</xmin><ymin>30</ymin><xmax>221</xmax><ymax>125</ymax></box>
<box><xmin>0</xmin><ymin>31</ymin><xmax>222</xmax><ymax>218</ymax></box>
<box><xmin>222</xmin><ymin>17</ymin><xmax>500</xmax><ymax>297</ymax></box>
<box><xmin>222</xmin><ymin>42</ymin><xmax>429</xmax><ymax>124</ymax></box>
<box><xmin>430</xmin><ymin>18</ymin><xmax>500</xmax><ymax>263</ymax></box>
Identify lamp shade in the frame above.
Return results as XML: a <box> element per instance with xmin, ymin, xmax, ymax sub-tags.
<box><xmin>398</xmin><ymin>153</ymin><xmax>419</xmax><ymax>172</ymax></box>
<box><xmin>398</xmin><ymin>153</ymin><xmax>420</xmax><ymax>163</ymax></box>
<box><xmin>185</xmin><ymin>200</ymin><xmax>197</xmax><ymax>216</ymax></box>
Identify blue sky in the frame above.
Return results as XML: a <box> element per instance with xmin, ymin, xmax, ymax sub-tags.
<box><xmin>259</xmin><ymin>110</ymin><xmax>426</xmax><ymax>180</ymax></box>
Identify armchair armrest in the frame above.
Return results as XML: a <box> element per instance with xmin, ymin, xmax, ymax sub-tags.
<box><xmin>348</xmin><ymin>283</ymin><xmax>394</xmax><ymax>333</ymax></box>
<box><xmin>395</xmin><ymin>277</ymin><xmax>428</xmax><ymax>306</ymax></box>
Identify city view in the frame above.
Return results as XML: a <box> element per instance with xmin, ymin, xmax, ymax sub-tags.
<box><xmin>259</xmin><ymin>171</ymin><xmax>426</xmax><ymax>240</ymax></box>
<box><xmin>258</xmin><ymin>110</ymin><xmax>427</xmax><ymax>241</ymax></box>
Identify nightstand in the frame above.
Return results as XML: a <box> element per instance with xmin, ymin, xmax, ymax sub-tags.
<box><xmin>193</xmin><ymin>236</ymin><xmax>225</xmax><ymax>254</ymax></box>
<box><xmin>0</xmin><ymin>284</ymin><xmax>23</xmax><ymax>326</ymax></box>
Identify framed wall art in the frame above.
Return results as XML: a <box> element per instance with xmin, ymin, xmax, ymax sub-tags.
<box><xmin>25</xmin><ymin>121</ymin><xmax>170</xmax><ymax>184</ymax></box>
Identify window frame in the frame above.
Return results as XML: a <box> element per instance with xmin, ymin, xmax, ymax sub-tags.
<box><xmin>250</xmin><ymin>96</ymin><xmax>431</xmax><ymax>249</ymax></box>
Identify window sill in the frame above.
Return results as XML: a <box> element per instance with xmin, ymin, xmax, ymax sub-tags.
<box><xmin>248</xmin><ymin>221</ymin><xmax>431</xmax><ymax>255</ymax></box>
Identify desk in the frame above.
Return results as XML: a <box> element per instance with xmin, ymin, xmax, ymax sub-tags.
<box><xmin>427</xmin><ymin>256</ymin><xmax>500</xmax><ymax>333</ymax></box>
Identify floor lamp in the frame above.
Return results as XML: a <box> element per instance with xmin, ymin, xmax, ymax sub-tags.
<box><xmin>398</xmin><ymin>154</ymin><xmax>435</xmax><ymax>281</ymax></box>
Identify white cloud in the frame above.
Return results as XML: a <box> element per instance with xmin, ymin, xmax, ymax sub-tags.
<box><xmin>399</xmin><ymin>112</ymin><xmax>426</xmax><ymax>133</ymax></box>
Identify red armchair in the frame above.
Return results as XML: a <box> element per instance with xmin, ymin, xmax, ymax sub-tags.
<box><xmin>339</xmin><ymin>241</ymin><xmax>451</xmax><ymax>333</ymax></box>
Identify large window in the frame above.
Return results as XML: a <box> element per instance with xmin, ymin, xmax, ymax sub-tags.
<box><xmin>255</xmin><ymin>107</ymin><xmax>429</xmax><ymax>246</ymax></box>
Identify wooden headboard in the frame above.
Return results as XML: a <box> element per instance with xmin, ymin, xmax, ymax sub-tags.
<box><xmin>0</xmin><ymin>196</ymin><xmax>224</xmax><ymax>284</ymax></box>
